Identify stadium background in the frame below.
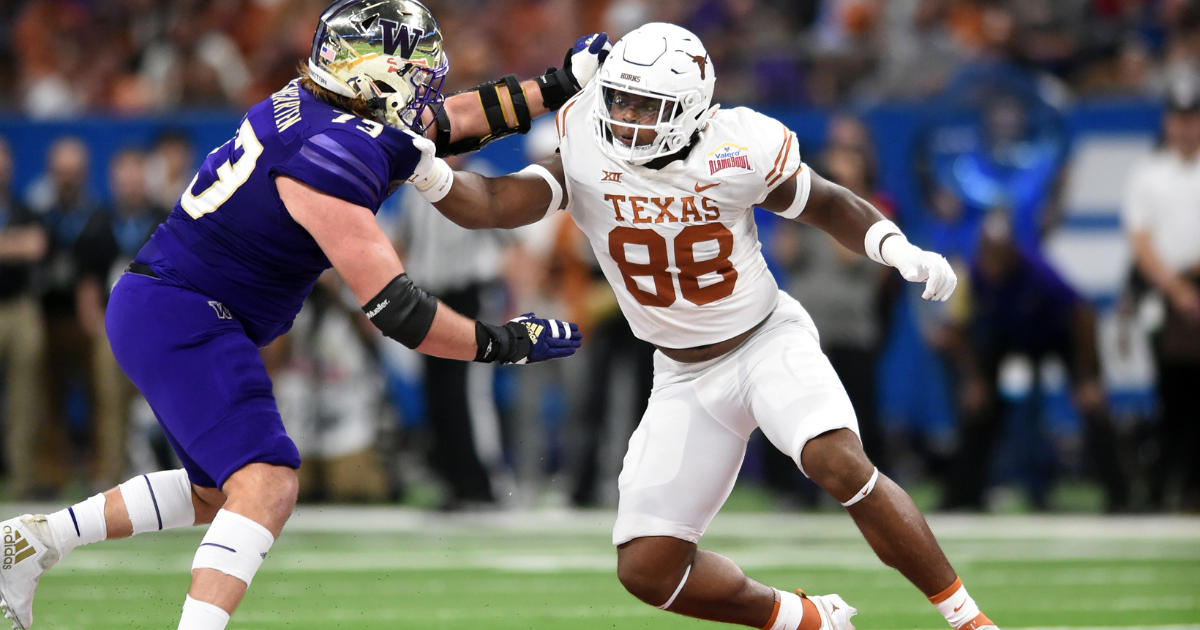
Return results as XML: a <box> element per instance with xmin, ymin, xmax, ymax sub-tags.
<box><xmin>0</xmin><ymin>0</ymin><xmax>1197</xmax><ymax>628</ymax></box>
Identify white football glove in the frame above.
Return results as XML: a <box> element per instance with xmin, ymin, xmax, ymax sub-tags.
<box><xmin>565</xmin><ymin>33</ymin><xmax>611</xmax><ymax>89</ymax></box>
<box><xmin>404</xmin><ymin>132</ymin><xmax>453</xmax><ymax>202</ymax></box>
<box><xmin>881</xmin><ymin>236</ymin><xmax>958</xmax><ymax>302</ymax></box>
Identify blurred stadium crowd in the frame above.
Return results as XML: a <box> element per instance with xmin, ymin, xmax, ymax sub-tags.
<box><xmin>4</xmin><ymin>0</ymin><xmax>1200</xmax><ymax>114</ymax></box>
<box><xmin>0</xmin><ymin>0</ymin><xmax>1198</xmax><ymax>513</ymax></box>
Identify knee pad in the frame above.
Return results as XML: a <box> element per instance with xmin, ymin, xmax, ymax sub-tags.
<box><xmin>191</xmin><ymin>509</ymin><xmax>274</xmax><ymax>586</ymax></box>
<box><xmin>118</xmin><ymin>469</ymin><xmax>196</xmax><ymax>535</ymax></box>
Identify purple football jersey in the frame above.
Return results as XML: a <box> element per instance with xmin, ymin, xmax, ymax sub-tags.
<box><xmin>136</xmin><ymin>80</ymin><xmax>420</xmax><ymax>346</ymax></box>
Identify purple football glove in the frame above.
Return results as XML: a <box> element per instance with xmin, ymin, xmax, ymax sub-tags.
<box><xmin>507</xmin><ymin>313</ymin><xmax>582</xmax><ymax>364</ymax></box>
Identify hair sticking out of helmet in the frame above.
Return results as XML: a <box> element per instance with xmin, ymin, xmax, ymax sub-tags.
<box><xmin>307</xmin><ymin>0</ymin><xmax>449</xmax><ymax>133</ymax></box>
<box><xmin>593</xmin><ymin>23</ymin><xmax>716</xmax><ymax>165</ymax></box>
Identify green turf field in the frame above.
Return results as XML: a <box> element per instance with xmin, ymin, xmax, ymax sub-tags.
<box><xmin>7</xmin><ymin>505</ymin><xmax>1198</xmax><ymax>630</ymax></box>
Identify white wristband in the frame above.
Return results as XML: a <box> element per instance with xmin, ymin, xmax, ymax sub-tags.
<box><xmin>519</xmin><ymin>163</ymin><xmax>563</xmax><ymax>220</ymax></box>
<box><xmin>777</xmin><ymin>164</ymin><xmax>812</xmax><ymax>220</ymax></box>
<box><xmin>411</xmin><ymin>156</ymin><xmax>454</xmax><ymax>203</ymax></box>
<box><xmin>864</xmin><ymin>219</ymin><xmax>903</xmax><ymax>265</ymax></box>
<box><xmin>880</xmin><ymin>233</ymin><xmax>921</xmax><ymax>268</ymax></box>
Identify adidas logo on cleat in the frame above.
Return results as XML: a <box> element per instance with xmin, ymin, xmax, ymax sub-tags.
<box><xmin>2</xmin><ymin>526</ymin><xmax>36</xmax><ymax>569</ymax></box>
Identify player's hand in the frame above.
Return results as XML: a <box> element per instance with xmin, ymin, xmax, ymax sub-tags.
<box><xmin>405</xmin><ymin>132</ymin><xmax>453</xmax><ymax>201</ymax></box>
<box><xmin>505</xmin><ymin>313</ymin><xmax>582</xmax><ymax>364</ymax></box>
<box><xmin>882</xmin><ymin>237</ymin><xmax>957</xmax><ymax>301</ymax></box>
<box><xmin>564</xmin><ymin>33</ymin><xmax>611</xmax><ymax>89</ymax></box>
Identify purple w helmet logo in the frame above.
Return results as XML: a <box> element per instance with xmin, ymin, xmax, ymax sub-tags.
<box><xmin>380</xmin><ymin>19</ymin><xmax>424</xmax><ymax>58</ymax></box>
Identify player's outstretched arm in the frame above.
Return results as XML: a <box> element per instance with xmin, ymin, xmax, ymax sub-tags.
<box><xmin>277</xmin><ymin>176</ymin><xmax>581</xmax><ymax>363</ymax></box>
<box><xmin>409</xmin><ymin>138</ymin><xmax>567</xmax><ymax>230</ymax></box>
<box><xmin>428</xmin><ymin>33</ymin><xmax>610</xmax><ymax>156</ymax></box>
<box><xmin>763</xmin><ymin>168</ymin><xmax>957</xmax><ymax>301</ymax></box>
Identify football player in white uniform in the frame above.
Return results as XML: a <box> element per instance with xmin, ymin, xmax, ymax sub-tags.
<box><xmin>409</xmin><ymin>22</ymin><xmax>996</xmax><ymax>630</ymax></box>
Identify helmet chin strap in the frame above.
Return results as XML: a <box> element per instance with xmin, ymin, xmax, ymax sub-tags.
<box><xmin>375</xmin><ymin>93</ymin><xmax>415</xmax><ymax>130</ymax></box>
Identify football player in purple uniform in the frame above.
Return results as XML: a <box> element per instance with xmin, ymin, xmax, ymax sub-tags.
<box><xmin>0</xmin><ymin>2</ymin><xmax>609</xmax><ymax>629</ymax></box>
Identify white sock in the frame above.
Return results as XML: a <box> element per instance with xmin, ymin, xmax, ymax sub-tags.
<box><xmin>45</xmin><ymin>493</ymin><xmax>107</xmax><ymax>558</ymax></box>
<box><xmin>178</xmin><ymin>595</ymin><xmax>230</xmax><ymax>630</ymax></box>
<box><xmin>119</xmin><ymin>470</ymin><xmax>197</xmax><ymax>535</ymax></box>
<box><xmin>929</xmin><ymin>578</ymin><xmax>980</xmax><ymax>628</ymax></box>
<box><xmin>765</xmin><ymin>589</ymin><xmax>806</xmax><ymax>630</ymax></box>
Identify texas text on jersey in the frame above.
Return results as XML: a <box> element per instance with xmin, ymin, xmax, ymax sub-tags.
<box><xmin>555</xmin><ymin>80</ymin><xmax>806</xmax><ymax>349</ymax></box>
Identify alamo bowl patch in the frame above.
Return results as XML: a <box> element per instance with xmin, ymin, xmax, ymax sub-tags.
<box><xmin>706</xmin><ymin>142</ymin><xmax>754</xmax><ymax>176</ymax></box>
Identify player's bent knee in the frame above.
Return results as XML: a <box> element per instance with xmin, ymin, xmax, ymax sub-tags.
<box><xmin>191</xmin><ymin>485</ymin><xmax>226</xmax><ymax>524</ymax></box>
<box><xmin>617</xmin><ymin>562</ymin><xmax>673</xmax><ymax>605</ymax></box>
<box><xmin>224</xmin><ymin>464</ymin><xmax>299</xmax><ymax>510</ymax></box>
<box><xmin>616</xmin><ymin>538</ymin><xmax>692</xmax><ymax>606</ymax></box>
<box><xmin>801</xmin><ymin>429</ymin><xmax>873</xmax><ymax>496</ymax></box>
<box><xmin>192</xmin><ymin>509</ymin><xmax>275</xmax><ymax>586</ymax></box>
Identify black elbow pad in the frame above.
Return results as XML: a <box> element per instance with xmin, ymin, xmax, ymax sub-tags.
<box><xmin>362</xmin><ymin>273</ymin><xmax>438</xmax><ymax>349</ymax></box>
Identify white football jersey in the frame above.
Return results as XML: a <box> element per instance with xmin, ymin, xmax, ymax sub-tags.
<box><xmin>555</xmin><ymin>82</ymin><xmax>806</xmax><ymax>348</ymax></box>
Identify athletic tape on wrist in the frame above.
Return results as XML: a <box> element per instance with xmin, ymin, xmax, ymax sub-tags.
<box><xmin>864</xmin><ymin>220</ymin><xmax>902</xmax><ymax>265</ymax></box>
<box><xmin>191</xmin><ymin>509</ymin><xmax>275</xmax><ymax>586</ymax></box>
<box><xmin>841</xmin><ymin>467</ymin><xmax>880</xmax><ymax>507</ymax></box>
<box><xmin>118</xmin><ymin>469</ymin><xmax>196</xmax><ymax>535</ymax></box>
<box><xmin>519</xmin><ymin>163</ymin><xmax>563</xmax><ymax>220</ymax></box>
<box><xmin>657</xmin><ymin>564</ymin><xmax>692</xmax><ymax>610</ymax></box>
<box><xmin>414</xmin><ymin>158</ymin><xmax>454</xmax><ymax>203</ymax></box>
<box><xmin>778</xmin><ymin>165</ymin><xmax>812</xmax><ymax>220</ymax></box>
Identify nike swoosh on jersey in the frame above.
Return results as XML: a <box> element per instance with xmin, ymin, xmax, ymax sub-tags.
<box><xmin>694</xmin><ymin>182</ymin><xmax>720</xmax><ymax>192</ymax></box>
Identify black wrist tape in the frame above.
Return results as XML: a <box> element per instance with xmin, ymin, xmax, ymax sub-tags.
<box><xmin>363</xmin><ymin>273</ymin><xmax>438</xmax><ymax>349</ymax></box>
<box><xmin>535</xmin><ymin>66</ymin><xmax>578</xmax><ymax>111</ymax></box>
<box><xmin>474</xmin><ymin>320</ymin><xmax>532</xmax><ymax>363</ymax></box>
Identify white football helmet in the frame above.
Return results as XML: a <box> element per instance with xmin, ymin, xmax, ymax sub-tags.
<box><xmin>307</xmin><ymin>0</ymin><xmax>448</xmax><ymax>132</ymax></box>
<box><xmin>593</xmin><ymin>23</ymin><xmax>717</xmax><ymax>164</ymax></box>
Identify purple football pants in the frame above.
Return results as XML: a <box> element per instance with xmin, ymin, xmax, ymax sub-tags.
<box><xmin>106</xmin><ymin>272</ymin><xmax>300</xmax><ymax>488</ymax></box>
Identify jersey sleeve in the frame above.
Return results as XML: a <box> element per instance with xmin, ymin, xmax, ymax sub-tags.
<box><xmin>375</xmin><ymin>127</ymin><xmax>423</xmax><ymax>185</ymax></box>
<box><xmin>743</xmin><ymin>110</ymin><xmax>802</xmax><ymax>205</ymax></box>
<box><xmin>271</xmin><ymin>128</ymin><xmax>394</xmax><ymax>212</ymax></box>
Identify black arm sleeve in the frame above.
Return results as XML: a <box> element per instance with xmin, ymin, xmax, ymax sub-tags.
<box><xmin>362</xmin><ymin>273</ymin><xmax>439</xmax><ymax>349</ymax></box>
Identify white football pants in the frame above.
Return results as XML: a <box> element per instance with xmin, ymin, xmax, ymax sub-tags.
<box><xmin>613</xmin><ymin>291</ymin><xmax>860</xmax><ymax>546</ymax></box>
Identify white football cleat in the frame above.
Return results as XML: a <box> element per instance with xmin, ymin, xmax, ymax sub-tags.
<box><xmin>802</xmin><ymin>591</ymin><xmax>858</xmax><ymax>630</ymax></box>
<box><xmin>0</xmin><ymin>516</ymin><xmax>61</xmax><ymax>629</ymax></box>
